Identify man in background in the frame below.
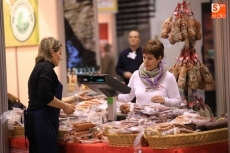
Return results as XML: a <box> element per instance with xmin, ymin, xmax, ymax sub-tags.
<box><xmin>116</xmin><ymin>30</ymin><xmax>143</xmax><ymax>85</ymax></box>
<box><xmin>101</xmin><ymin>43</ymin><xmax>116</xmax><ymax>77</ymax></box>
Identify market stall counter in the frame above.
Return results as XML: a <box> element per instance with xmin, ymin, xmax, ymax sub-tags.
<box><xmin>77</xmin><ymin>74</ymin><xmax>131</xmax><ymax>121</ymax></box>
<box><xmin>9</xmin><ymin>137</ymin><xmax>229</xmax><ymax>153</ymax></box>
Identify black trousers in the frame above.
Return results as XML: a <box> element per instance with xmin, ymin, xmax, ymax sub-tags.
<box><xmin>24</xmin><ymin>106</ymin><xmax>60</xmax><ymax>153</ymax></box>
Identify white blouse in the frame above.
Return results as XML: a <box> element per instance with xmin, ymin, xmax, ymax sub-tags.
<box><xmin>117</xmin><ymin>70</ymin><xmax>181</xmax><ymax>108</ymax></box>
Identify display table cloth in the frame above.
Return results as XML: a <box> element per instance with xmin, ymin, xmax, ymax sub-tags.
<box><xmin>10</xmin><ymin>137</ymin><xmax>229</xmax><ymax>153</ymax></box>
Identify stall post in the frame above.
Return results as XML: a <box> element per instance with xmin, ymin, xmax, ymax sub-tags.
<box><xmin>0</xmin><ymin>0</ymin><xmax>10</xmax><ymax>152</ymax></box>
<box><xmin>182</xmin><ymin>0</ymin><xmax>194</xmax><ymax>102</ymax></box>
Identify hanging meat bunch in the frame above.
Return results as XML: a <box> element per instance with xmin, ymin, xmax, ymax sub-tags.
<box><xmin>169</xmin><ymin>48</ymin><xmax>213</xmax><ymax>90</ymax></box>
<box><xmin>186</xmin><ymin>96</ymin><xmax>214</xmax><ymax>117</ymax></box>
<box><xmin>161</xmin><ymin>2</ymin><xmax>202</xmax><ymax>45</ymax></box>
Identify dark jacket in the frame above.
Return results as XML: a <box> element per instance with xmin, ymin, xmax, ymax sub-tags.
<box><xmin>116</xmin><ymin>47</ymin><xmax>143</xmax><ymax>85</ymax></box>
<box><xmin>101</xmin><ymin>52</ymin><xmax>116</xmax><ymax>77</ymax></box>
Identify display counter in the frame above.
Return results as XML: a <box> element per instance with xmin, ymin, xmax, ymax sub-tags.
<box><xmin>10</xmin><ymin>137</ymin><xmax>229</xmax><ymax>153</ymax></box>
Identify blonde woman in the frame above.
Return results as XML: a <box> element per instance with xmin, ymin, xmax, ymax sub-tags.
<box><xmin>25</xmin><ymin>37</ymin><xmax>90</xmax><ymax>153</ymax></box>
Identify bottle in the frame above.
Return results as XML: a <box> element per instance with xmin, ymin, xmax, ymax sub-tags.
<box><xmin>95</xmin><ymin>66</ymin><xmax>100</xmax><ymax>74</ymax></box>
<box><xmin>85</xmin><ymin>66</ymin><xmax>89</xmax><ymax>74</ymax></box>
<box><xmin>71</xmin><ymin>68</ymin><xmax>77</xmax><ymax>84</ymax></box>
<box><xmin>67</xmin><ymin>68</ymin><xmax>71</xmax><ymax>84</ymax></box>
<box><xmin>92</xmin><ymin>67</ymin><xmax>95</xmax><ymax>74</ymax></box>
<box><xmin>79</xmin><ymin>67</ymin><xmax>83</xmax><ymax>75</ymax></box>
<box><xmin>89</xmin><ymin>67</ymin><xmax>93</xmax><ymax>74</ymax></box>
<box><xmin>75</xmin><ymin>68</ymin><xmax>79</xmax><ymax>90</ymax></box>
<box><xmin>76</xmin><ymin>68</ymin><xmax>79</xmax><ymax>75</ymax></box>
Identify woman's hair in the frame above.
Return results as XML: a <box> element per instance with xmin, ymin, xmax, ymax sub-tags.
<box><xmin>8</xmin><ymin>93</ymin><xmax>26</xmax><ymax>110</ymax></box>
<box><xmin>142</xmin><ymin>39</ymin><xmax>164</xmax><ymax>60</ymax></box>
<box><xmin>8</xmin><ymin>93</ymin><xmax>20</xmax><ymax>103</ymax></box>
<box><xmin>103</xmin><ymin>43</ymin><xmax>111</xmax><ymax>52</ymax></box>
<box><xmin>35</xmin><ymin>37</ymin><xmax>62</xmax><ymax>63</ymax></box>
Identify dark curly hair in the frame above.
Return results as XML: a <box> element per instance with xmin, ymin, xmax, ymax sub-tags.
<box><xmin>142</xmin><ymin>39</ymin><xmax>164</xmax><ymax>60</ymax></box>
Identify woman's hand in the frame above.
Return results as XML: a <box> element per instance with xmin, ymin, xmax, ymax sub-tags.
<box><xmin>151</xmin><ymin>95</ymin><xmax>165</xmax><ymax>104</ymax></box>
<box><xmin>77</xmin><ymin>91</ymin><xmax>93</xmax><ymax>101</ymax></box>
<box><xmin>63</xmin><ymin>103</ymin><xmax>75</xmax><ymax>115</ymax></box>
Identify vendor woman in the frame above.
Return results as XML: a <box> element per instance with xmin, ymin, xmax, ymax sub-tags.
<box><xmin>25</xmin><ymin>37</ymin><xmax>91</xmax><ymax>153</ymax></box>
<box><xmin>117</xmin><ymin>39</ymin><xmax>181</xmax><ymax>108</ymax></box>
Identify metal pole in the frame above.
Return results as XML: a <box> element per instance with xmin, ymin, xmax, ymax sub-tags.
<box><xmin>0</xmin><ymin>0</ymin><xmax>10</xmax><ymax>152</ymax></box>
<box><xmin>93</xmin><ymin>0</ymin><xmax>101</xmax><ymax>68</ymax></box>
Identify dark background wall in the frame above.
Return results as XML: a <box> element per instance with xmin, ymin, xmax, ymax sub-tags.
<box><xmin>116</xmin><ymin>0</ymin><xmax>155</xmax><ymax>53</ymax></box>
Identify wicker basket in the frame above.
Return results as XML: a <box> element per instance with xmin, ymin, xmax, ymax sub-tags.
<box><xmin>144</xmin><ymin>127</ymin><xmax>228</xmax><ymax>149</ymax></box>
<box><xmin>106</xmin><ymin>133</ymin><xmax>149</xmax><ymax>147</ymax></box>
<box><xmin>9</xmin><ymin>126</ymin><xmax>24</xmax><ymax>137</ymax></box>
<box><xmin>8</xmin><ymin>126</ymin><xmax>81</xmax><ymax>142</ymax></box>
<box><xmin>104</xmin><ymin>126</ymin><xmax>148</xmax><ymax>147</ymax></box>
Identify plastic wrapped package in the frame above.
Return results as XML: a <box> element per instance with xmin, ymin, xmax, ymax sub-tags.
<box><xmin>0</xmin><ymin>108</ymin><xmax>24</xmax><ymax>129</ymax></box>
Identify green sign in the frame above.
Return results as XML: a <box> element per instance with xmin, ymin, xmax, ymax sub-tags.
<box><xmin>107</xmin><ymin>97</ymin><xmax>113</xmax><ymax>104</ymax></box>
